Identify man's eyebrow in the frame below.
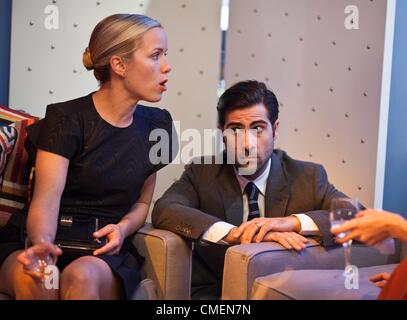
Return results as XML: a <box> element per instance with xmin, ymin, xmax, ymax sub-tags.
<box><xmin>250</xmin><ymin>120</ymin><xmax>268</xmax><ymax>126</ymax></box>
<box><xmin>225</xmin><ymin>122</ymin><xmax>244</xmax><ymax>128</ymax></box>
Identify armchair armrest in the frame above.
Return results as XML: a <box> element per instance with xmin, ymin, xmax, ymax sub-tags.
<box><xmin>132</xmin><ymin>223</ymin><xmax>192</xmax><ymax>300</ymax></box>
<box><xmin>222</xmin><ymin>239</ymin><xmax>399</xmax><ymax>300</ymax></box>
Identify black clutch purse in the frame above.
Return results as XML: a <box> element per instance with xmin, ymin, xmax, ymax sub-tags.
<box><xmin>55</xmin><ymin>215</ymin><xmax>108</xmax><ymax>255</ymax></box>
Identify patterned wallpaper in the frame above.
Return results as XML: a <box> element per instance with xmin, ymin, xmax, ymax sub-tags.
<box><xmin>225</xmin><ymin>0</ymin><xmax>388</xmax><ymax>207</ymax></box>
<box><xmin>8</xmin><ymin>0</ymin><xmax>391</xmax><ymax>210</ymax></box>
<box><xmin>9</xmin><ymin>0</ymin><xmax>222</xmax><ymax>217</ymax></box>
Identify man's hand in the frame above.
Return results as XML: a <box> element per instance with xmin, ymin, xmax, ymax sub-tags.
<box><xmin>234</xmin><ymin>217</ymin><xmax>302</xmax><ymax>244</ymax></box>
<box><xmin>264</xmin><ymin>232</ymin><xmax>308</xmax><ymax>251</ymax></box>
<box><xmin>222</xmin><ymin>227</ymin><xmax>241</xmax><ymax>245</ymax></box>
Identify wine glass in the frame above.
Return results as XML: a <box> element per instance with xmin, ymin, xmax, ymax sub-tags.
<box><xmin>329</xmin><ymin>198</ymin><xmax>361</xmax><ymax>272</ymax></box>
<box><xmin>24</xmin><ymin>236</ymin><xmax>58</xmax><ymax>299</ymax></box>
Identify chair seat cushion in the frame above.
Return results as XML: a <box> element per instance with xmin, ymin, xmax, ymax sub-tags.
<box><xmin>251</xmin><ymin>264</ymin><xmax>398</xmax><ymax>300</ymax></box>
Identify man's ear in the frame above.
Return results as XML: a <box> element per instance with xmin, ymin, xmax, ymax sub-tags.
<box><xmin>109</xmin><ymin>55</ymin><xmax>127</xmax><ymax>78</ymax></box>
<box><xmin>273</xmin><ymin>120</ymin><xmax>280</xmax><ymax>139</ymax></box>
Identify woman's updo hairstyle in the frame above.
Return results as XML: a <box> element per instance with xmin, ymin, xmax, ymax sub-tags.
<box><xmin>82</xmin><ymin>14</ymin><xmax>162</xmax><ymax>84</ymax></box>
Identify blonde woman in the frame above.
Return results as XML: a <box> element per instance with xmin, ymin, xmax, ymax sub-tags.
<box><xmin>0</xmin><ymin>14</ymin><xmax>173</xmax><ymax>300</ymax></box>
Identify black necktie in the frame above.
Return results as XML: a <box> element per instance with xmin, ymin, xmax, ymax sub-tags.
<box><xmin>244</xmin><ymin>182</ymin><xmax>260</xmax><ymax>221</ymax></box>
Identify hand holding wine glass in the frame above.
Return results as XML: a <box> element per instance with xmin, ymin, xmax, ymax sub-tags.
<box><xmin>329</xmin><ymin>197</ymin><xmax>361</xmax><ymax>269</ymax></box>
<box><xmin>17</xmin><ymin>235</ymin><xmax>62</xmax><ymax>282</ymax></box>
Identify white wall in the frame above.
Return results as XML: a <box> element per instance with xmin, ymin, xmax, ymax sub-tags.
<box><xmin>9</xmin><ymin>0</ymin><xmax>222</xmax><ymax>216</ymax></box>
<box><xmin>225</xmin><ymin>0</ymin><xmax>388</xmax><ymax>206</ymax></box>
<box><xmin>9</xmin><ymin>0</ymin><xmax>392</xmax><ymax>210</ymax></box>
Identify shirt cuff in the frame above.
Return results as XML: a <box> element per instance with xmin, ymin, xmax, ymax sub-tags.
<box><xmin>292</xmin><ymin>214</ymin><xmax>319</xmax><ymax>233</ymax></box>
<box><xmin>201</xmin><ymin>221</ymin><xmax>236</xmax><ymax>244</ymax></box>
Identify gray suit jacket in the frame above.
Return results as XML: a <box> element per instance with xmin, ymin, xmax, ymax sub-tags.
<box><xmin>152</xmin><ymin>149</ymin><xmax>348</xmax><ymax>297</ymax></box>
<box><xmin>153</xmin><ymin>149</ymin><xmax>347</xmax><ymax>246</ymax></box>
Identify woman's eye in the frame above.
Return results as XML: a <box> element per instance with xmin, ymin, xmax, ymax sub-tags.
<box><xmin>151</xmin><ymin>53</ymin><xmax>160</xmax><ymax>60</ymax></box>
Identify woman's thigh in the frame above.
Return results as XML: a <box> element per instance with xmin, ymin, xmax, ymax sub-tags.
<box><xmin>60</xmin><ymin>255</ymin><xmax>121</xmax><ymax>300</ymax></box>
<box><xmin>0</xmin><ymin>250</ymin><xmax>24</xmax><ymax>297</ymax></box>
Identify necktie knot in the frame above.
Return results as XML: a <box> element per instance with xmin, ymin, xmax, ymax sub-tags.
<box><xmin>244</xmin><ymin>182</ymin><xmax>261</xmax><ymax>221</ymax></box>
<box><xmin>244</xmin><ymin>182</ymin><xmax>260</xmax><ymax>201</ymax></box>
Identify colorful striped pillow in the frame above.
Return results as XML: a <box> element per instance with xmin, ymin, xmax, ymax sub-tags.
<box><xmin>0</xmin><ymin>105</ymin><xmax>39</xmax><ymax>227</ymax></box>
<box><xmin>0</xmin><ymin>125</ymin><xmax>17</xmax><ymax>174</ymax></box>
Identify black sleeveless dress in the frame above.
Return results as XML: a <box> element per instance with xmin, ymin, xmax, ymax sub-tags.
<box><xmin>0</xmin><ymin>93</ymin><xmax>176</xmax><ymax>299</ymax></box>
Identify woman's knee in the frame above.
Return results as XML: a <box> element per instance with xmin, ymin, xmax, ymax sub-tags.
<box><xmin>61</xmin><ymin>258</ymin><xmax>99</xmax><ymax>286</ymax></box>
<box><xmin>60</xmin><ymin>256</ymin><xmax>108</xmax><ymax>299</ymax></box>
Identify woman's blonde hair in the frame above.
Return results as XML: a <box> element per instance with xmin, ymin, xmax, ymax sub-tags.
<box><xmin>83</xmin><ymin>14</ymin><xmax>162</xmax><ymax>84</ymax></box>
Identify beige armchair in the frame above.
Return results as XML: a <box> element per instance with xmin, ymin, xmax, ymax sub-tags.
<box><xmin>222</xmin><ymin>239</ymin><xmax>403</xmax><ymax>300</ymax></box>
<box><xmin>0</xmin><ymin>223</ymin><xmax>192</xmax><ymax>300</ymax></box>
<box><xmin>132</xmin><ymin>223</ymin><xmax>192</xmax><ymax>300</ymax></box>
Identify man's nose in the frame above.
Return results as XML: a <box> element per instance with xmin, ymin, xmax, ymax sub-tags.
<box><xmin>244</xmin><ymin>130</ymin><xmax>257</xmax><ymax>153</ymax></box>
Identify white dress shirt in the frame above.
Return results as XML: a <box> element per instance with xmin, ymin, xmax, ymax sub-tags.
<box><xmin>201</xmin><ymin>159</ymin><xmax>320</xmax><ymax>244</ymax></box>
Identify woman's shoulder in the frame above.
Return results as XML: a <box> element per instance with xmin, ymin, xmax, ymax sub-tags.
<box><xmin>135</xmin><ymin>105</ymin><xmax>173</xmax><ymax>127</ymax></box>
<box><xmin>45</xmin><ymin>93</ymin><xmax>93</xmax><ymax>119</ymax></box>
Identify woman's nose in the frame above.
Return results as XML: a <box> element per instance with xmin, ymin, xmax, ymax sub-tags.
<box><xmin>162</xmin><ymin>58</ymin><xmax>172</xmax><ymax>74</ymax></box>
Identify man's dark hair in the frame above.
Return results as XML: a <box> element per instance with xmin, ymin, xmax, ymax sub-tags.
<box><xmin>217</xmin><ymin>80</ymin><xmax>279</xmax><ymax>128</ymax></box>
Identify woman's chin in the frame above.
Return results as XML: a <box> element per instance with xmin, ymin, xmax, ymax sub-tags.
<box><xmin>142</xmin><ymin>94</ymin><xmax>163</xmax><ymax>103</ymax></box>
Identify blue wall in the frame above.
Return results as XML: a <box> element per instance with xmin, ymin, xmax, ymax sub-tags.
<box><xmin>383</xmin><ymin>0</ymin><xmax>407</xmax><ymax>217</ymax></box>
<box><xmin>0</xmin><ymin>0</ymin><xmax>11</xmax><ymax>106</ymax></box>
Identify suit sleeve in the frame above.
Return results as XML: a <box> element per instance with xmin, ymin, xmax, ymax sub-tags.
<box><xmin>303</xmin><ymin>164</ymin><xmax>348</xmax><ymax>247</ymax></box>
<box><xmin>152</xmin><ymin>164</ymin><xmax>222</xmax><ymax>241</ymax></box>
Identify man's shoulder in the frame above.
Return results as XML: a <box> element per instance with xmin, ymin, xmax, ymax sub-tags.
<box><xmin>187</xmin><ymin>155</ymin><xmax>224</xmax><ymax>168</ymax></box>
<box><xmin>276</xmin><ymin>149</ymin><xmax>325</xmax><ymax>175</ymax></box>
<box><xmin>185</xmin><ymin>155</ymin><xmax>228</xmax><ymax>177</ymax></box>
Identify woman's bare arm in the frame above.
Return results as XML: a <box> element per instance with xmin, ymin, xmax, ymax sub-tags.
<box><xmin>26</xmin><ymin>149</ymin><xmax>69</xmax><ymax>243</ymax></box>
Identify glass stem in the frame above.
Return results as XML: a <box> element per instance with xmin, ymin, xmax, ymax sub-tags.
<box><xmin>343</xmin><ymin>240</ymin><xmax>353</xmax><ymax>269</ymax></box>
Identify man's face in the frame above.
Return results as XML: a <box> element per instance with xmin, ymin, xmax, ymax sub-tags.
<box><xmin>223</xmin><ymin>103</ymin><xmax>278</xmax><ymax>177</ymax></box>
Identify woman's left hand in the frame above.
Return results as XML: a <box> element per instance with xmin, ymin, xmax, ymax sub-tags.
<box><xmin>369</xmin><ymin>272</ymin><xmax>391</xmax><ymax>288</ymax></box>
<box><xmin>92</xmin><ymin>224</ymin><xmax>125</xmax><ymax>256</ymax></box>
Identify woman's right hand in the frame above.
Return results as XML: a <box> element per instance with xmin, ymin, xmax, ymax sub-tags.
<box><xmin>17</xmin><ymin>242</ymin><xmax>62</xmax><ymax>281</ymax></box>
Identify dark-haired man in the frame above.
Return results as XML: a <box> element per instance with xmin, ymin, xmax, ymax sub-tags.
<box><xmin>152</xmin><ymin>80</ymin><xmax>349</xmax><ymax>299</ymax></box>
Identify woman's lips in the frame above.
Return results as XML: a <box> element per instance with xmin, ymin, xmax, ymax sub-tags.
<box><xmin>159</xmin><ymin>80</ymin><xmax>168</xmax><ymax>92</ymax></box>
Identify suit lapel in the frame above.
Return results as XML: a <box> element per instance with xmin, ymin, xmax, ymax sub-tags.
<box><xmin>265</xmin><ymin>153</ymin><xmax>290</xmax><ymax>217</ymax></box>
<box><xmin>216</xmin><ymin>164</ymin><xmax>244</xmax><ymax>226</ymax></box>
